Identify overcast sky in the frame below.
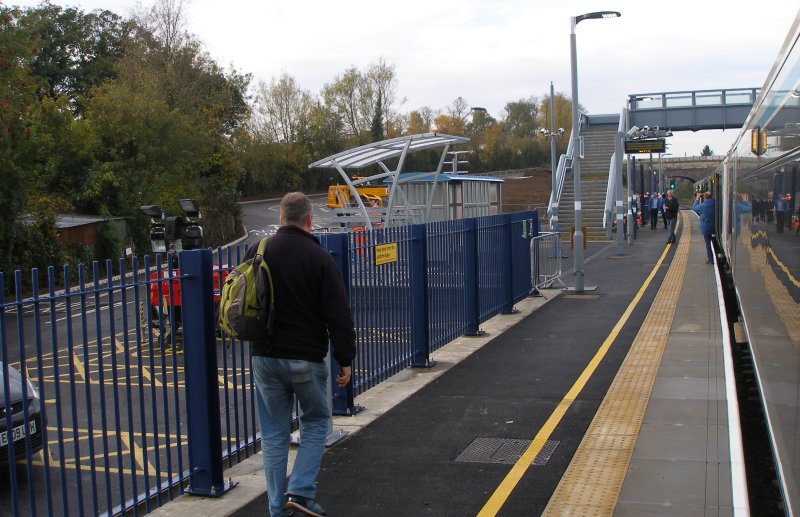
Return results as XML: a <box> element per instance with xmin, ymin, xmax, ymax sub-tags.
<box><xmin>9</xmin><ymin>0</ymin><xmax>800</xmax><ymax>157</ymax></box>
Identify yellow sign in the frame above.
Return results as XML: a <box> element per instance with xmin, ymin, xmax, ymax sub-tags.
<box><xmin>751</xmin><ymin>128</ymin><xmax>766</xmax><ymax>155</ymax></box>
<box><xmin>374</xmin><ymin>243</ymin><xmax>398</xmax><ymax>266</ymax></box>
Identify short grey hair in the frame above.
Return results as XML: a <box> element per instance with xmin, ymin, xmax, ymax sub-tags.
<box><xmin>280</xmin><ymin>192</ymin><xmax>312</xmax><ymax>226</ymax></box>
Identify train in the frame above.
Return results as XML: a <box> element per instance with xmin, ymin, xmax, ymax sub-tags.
<box><xmin>698</xmin><ymin>14</ymin><xmax>800</xmax><ymax>514</ymax></box>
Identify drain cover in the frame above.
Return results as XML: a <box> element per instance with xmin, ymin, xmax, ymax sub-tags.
<box><xmin>455</xmin><ymin>438</ymin><xmax>559</xmax><ymax>466</ymax></box>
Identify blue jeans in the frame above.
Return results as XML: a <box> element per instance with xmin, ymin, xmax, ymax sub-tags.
<box><xmin>667</xmin><ymin>218</ymin><xmax>677</xmax><ymax>242</ymax></box>
<box><xmin>252</xmin><ymin>356</ymin><xmax>330</xmax><ymax>517</ymax></box>
<box><xmin>703</xmin><ymin>233</ymin><xmax>714</xmax><ymax>262</ymax></box>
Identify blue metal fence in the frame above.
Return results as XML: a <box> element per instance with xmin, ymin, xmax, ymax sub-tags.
<box><xmin>0</xmin><ymin>210</ymin><xmax>538</xmax><ymax>516</ymax></box>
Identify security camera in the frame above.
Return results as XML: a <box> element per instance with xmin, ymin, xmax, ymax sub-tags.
<box><xmin>643</xmin><ymin>126</ymin><xmax>650</xmax><ymax>131</ymax></box>
<box><xmin>653</xmin><ymin>126</ymin><xmax>659</xmax><ymax>131</ymax></box>
<box><xmin>626</xmin><ymin>126</ymin><xmax>640</xmax><ymax>137</ymax></box>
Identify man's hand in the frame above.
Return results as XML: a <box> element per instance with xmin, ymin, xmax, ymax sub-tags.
<box><xmin>336</xmin><ymin>366</ymin><xmax>352</xmax><ymax>387</ymax></box>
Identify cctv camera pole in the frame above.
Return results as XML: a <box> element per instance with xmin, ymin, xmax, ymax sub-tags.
<box><xmin>626</xmin><ymin>147</ymin><xmax>634</xmax><ymax>244</ymax></box>
<box><xmin>550</xmin><ymin>81</ymin><xmax>558</xmax><ymax>198</ymax></box>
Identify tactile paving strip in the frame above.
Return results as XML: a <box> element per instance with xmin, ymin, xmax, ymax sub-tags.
<box><xmin>542</xmin><ymin>213</ymin><xmax>691</xmax><ymax>515</ymax></box>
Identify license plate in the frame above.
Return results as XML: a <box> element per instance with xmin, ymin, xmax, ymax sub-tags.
<box><xmin>0</xmin><ymin>420</ymin><xmax>36</xmax><ymax>447</ymax></box>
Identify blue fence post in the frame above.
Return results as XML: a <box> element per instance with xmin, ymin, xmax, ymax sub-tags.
<box><xmin>410</xmin><ymin>224</ymin><xmax>433</xmax><ymax>367</ymax></box>
<box><xmin>179</xmin><ymin>249</ymin><xmax>236</xmax><ymax>497</ymax></box>
<box><xmin>501</xmin><ymin>214</ymin><xmax>516</xmax><ymax>314</ymax></box>
<box><xmin>318</xmin><ymin>233</ymin><xmax>361</xmax><ymax>416</ymax></box>
<box><xmin>464</xmin><ymin>218</ymin><xmax>482</xmax><ymax>335</ymax></box>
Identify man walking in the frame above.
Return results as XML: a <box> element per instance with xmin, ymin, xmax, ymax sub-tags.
<box><xmin>249</xmin><ymin>192</ymin><xmax>357</xmax><ymax>517</ymax></box>
<box><xmin>774</xmin><ymin>194</ymin><xmax>787</xmax><ymax>233</ymax></box>
<box><xmin>664</xmin><ymin>189</ymin><xmax>679</xmax><ymax>243</ymax></box>
<box><xmin>693</xmin><ymin>191</ymin><xmax>716</xmax><ymax>264</ymax></box>
<box><xmin>650</xmin><ymin>193</ymin><xmax>660</xmax><ymax>230</ymax></box>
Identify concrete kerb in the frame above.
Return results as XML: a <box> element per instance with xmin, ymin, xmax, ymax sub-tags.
<box><xmin>150</xmin><ymin>289</ymin><xmax>561</xmax><ymax>517</ymax></box>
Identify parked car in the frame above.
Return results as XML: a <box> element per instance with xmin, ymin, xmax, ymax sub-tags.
<box><xmin>0</xmin><ymin>362</ymin><xmax>44</xmax><ymax>467</ymax></box>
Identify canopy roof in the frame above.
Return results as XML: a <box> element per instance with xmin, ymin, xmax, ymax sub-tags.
<box><xmin>308</xmin><ymin>133</ymin><xmax>469</xmax><ymax>170</ymax></box>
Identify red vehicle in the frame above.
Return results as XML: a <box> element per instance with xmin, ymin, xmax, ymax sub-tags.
<box><xmin>141</xmin><ymin>263</ymin><xmax>229</xmax><ymax>341</ymax></box>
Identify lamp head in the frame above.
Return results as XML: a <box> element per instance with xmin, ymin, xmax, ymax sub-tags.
<box><xmin>574</xmin><ymin>11</ymin><xmax>621</xmax><ymax>25</ymax></box>
<box><xmin>178</xmin><ymin>198</ymin><xmax>201</xmax><ymax>219</ymax></box>
<box><xmin>140</xmin><ymin>205</ymin><xmax>164</xmax><ymax>222</ymax></box>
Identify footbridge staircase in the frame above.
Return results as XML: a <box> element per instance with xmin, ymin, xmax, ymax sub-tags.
<box><xmin>555</xmin><ymin>124</ymin><xmax>618</xmax><ymax>241</ymax></box>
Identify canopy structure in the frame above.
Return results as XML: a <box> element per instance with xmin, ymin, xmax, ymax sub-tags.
<box><xmin>309</xmin><ymin>133</ymin><xmax>470</xmax><ymax>229</ymax></box>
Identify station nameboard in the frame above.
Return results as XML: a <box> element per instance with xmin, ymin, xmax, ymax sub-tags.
<box><xmin>624</xmin><ymin>139</ymin><xmax>666</xmax><ymax>154</ymax></box>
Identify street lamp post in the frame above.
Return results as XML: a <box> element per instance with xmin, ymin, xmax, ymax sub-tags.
<box><xmin>570</xmin><ymin>10</ymin><xmax>621</xmax><ymax>293</ymax></box>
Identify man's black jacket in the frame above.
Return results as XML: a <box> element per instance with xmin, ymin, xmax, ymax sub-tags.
<box><xmin>245</xmin><ymin>225</ymin><xmax>356</xmax><ymax>367</ymax></box>
<box><xmin>664</xmin><ymin>197</ymin><xmax>679</xmax><ymax>220</ymax></box>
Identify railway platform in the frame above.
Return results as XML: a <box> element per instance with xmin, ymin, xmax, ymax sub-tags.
<box><xmin>153</xmin><ymin>209</ymin><xmax>743</xmax><ymax>516</ymax></box>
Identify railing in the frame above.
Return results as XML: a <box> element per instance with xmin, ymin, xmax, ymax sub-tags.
<box><xmin>603</xmin><ymin>109</ymin><xmax>627</xmax><ymax>235</ymax></box>
<box><xmin>531</xmin><ymin>232</ymin><xmax>565</xmax><ymax>291</ymax></box>
<box><xmin>1</xmin><ymin>210</ymin><xmax>539</xmax><ymax>516</ymax></box>
<box><xmin>628</xmin><ymin>88</ymin><xmax>760</xmax><ymax>110</ymax></box>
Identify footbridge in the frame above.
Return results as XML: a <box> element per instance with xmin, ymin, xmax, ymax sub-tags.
<box><xmin>550</xmin><ymin>88</ymin><xmax>755</xmax><ymax>240</ymax></box>
<box><xmin>628</xmin><ymin>88</ymin><xmax>758</xmax><ymax>131</ymax></box>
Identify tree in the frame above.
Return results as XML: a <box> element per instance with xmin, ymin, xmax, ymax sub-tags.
<box><xmin>467</xmin><ymin>107</ymin><xmax>496</xmax><ymax>135</ymax></box>
<box><xmin>406</xmin><ymin>107</ymin><xmax>436</xmax><ymax>135</ymax></box>
<box><xmin>370</xmin><ymin>89</ymin><xmax>384</xmax><ymax>142</ymax></box>
<box><xmin>322</xmin><ymin>59</ymin><xmax>400</xmax><ymax>145</ymax></box>
<box><xmin>701</xmin><ymin>145</ymin><xmax>714</xmax><ymax>156</ymax></box>
<box><xmin>0</xmin><ymin>5</ymin><xmax>38</xmax><ymax>287</ymax></box>
<box><xmin>503</xmin><ymin>97</ymin><xmax>539</xmax><ymax>138</ymax></box>
<box><xmin>252</xmin><ymin>73</ymin><xmax>315</xmax><ymax>143</ymax></box>
<box><xmin>21</xmin><ymin>3</ymin><xmax>131</xmax><ymax>114</ymax></box>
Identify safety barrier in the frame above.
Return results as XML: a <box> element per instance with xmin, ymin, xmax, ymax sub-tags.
<box><xmin>531</xmin><ymin>231</ymin><xmax>565</xmax><ymax>291</ymax></box>
<box><xmin>0</xmin><ymin>210</ymin><xmax>538</xmax><ymax>516</ymax></box>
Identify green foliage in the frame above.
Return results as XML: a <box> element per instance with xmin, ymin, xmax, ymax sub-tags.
<box><xmin>1</xmin><ymin>2</ymin><xmax>590</xmax><ymax>290</ymax></box>
<box><xmin>504</xmin><ymin>98</ymin><xmax>539</xmax><ymax>138</ymax></box>
<box><xmin>701</xmin><ymin>145</ymin><xmax>714</xmax><ymax>156</ymax></box>
<box><xmin>95</xmin><ymin>219</ymin><xmax>123</xmax><ymax>273</ymax></box>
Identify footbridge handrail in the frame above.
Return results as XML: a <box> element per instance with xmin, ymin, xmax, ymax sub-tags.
<box><xmin>547</xmin><ymin>114</ymin><xmax>582</xmax><ymax>231</ymax></box>
<box><xmin>603</xmin><ymin>109</ymin><xmax>627</xmax><ymax>232</ymax></box>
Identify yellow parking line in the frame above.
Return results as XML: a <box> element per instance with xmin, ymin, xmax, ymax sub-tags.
<box><xmin>477</xmin><ymin>217</ymin><xmax>677</xmax><ymax>517</ymax></box>
<box><xmin>72</xmin><ymin>352</ymin><xmax>88</xmax><ymax>383</ymax></box>
<box><xmin>120</xmin><ymin>431</ymin><xmax>158</xmax><ymax>475</ymax></box>
<box><xmin>115</xmin><ymin>338</ymin><xmax>162</xmax><ymax>387</ymax></box>
<box><xmin>219</xmin><ymin>374</ymin><xmax>235</xmax><ymax>389</ymax></box>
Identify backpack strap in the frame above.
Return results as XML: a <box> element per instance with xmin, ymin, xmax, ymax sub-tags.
<box><xmin>254</xmin><ymin>236</ymin><xmax>275</xmax><ymax>335</ymax></box>
<box><xmin>255</xmin><ymin>236</ymin><xmax>269</xmax><ymax>259</ymax></box>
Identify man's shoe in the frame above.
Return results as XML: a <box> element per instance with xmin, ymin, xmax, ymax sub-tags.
<box><xmin>286</xmin><ymin>494</ymin><xmax>327</xmax><ymax>517</ymax></box>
